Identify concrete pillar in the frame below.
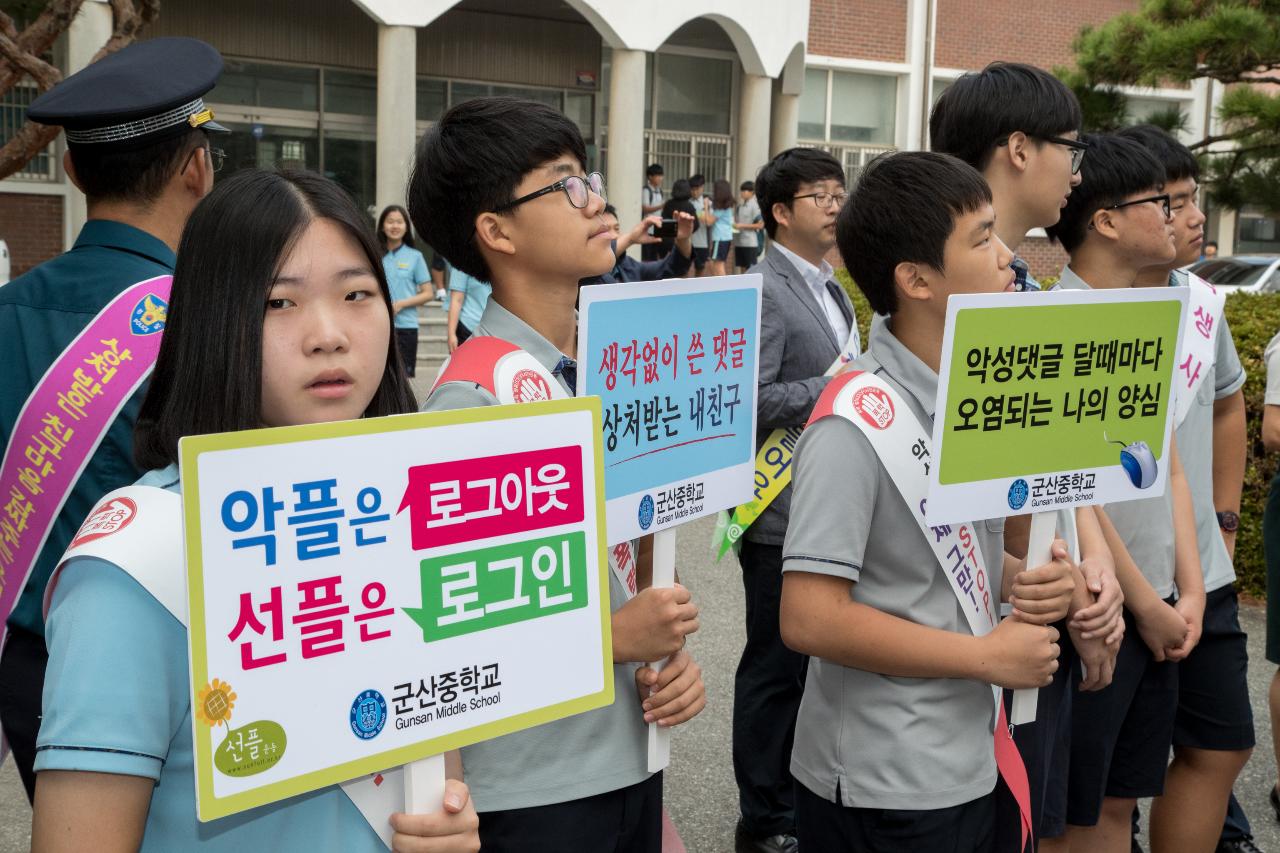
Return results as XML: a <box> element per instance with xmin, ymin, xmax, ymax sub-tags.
<box><xmin>63</xmin><ymin>0</ymin><xmax>113</xmax><ymax>245</ymax></box>
<box><xmin>769</xmin><ymin>87</ymin><xmax>799</xmax><ymax>157</ymax></box>
<box><xmin>376</xmin><ymin>24</ymin><xmax>417</xmax><ymax>213</ymax></box>
<box><xmin>736</xmin><ymin>73</ymin><xmax>771</xmax><ymax>187</ymax></box>
<box><xmin>607</xmin><ymin>48</ymin><xmax>646</xmax><ymax>240</ymax></box>
<box><xmin>1217</xmin><ymin>208</ymin><xmax>1237</xmax><ymax>256</ymax></box>
<box><xmin>904</xmin><ymin>0</ymin><xmax>931</xmax><ymax>150</ymax></box>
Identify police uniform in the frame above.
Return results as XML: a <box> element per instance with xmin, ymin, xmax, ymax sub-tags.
<box><xmin>0</xmin><ymin>36</ymin><xmax>226</xmax><ymax>800</ymax></box>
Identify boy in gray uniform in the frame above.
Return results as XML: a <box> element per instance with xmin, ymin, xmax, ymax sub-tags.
<box><xmin>780</xmin><ymin>151</ymin><xmax>1076</xmax><ymax>851</ymax></box>
<box><xmin>1117</xmin><ymin>125</ymin><xmax>1255</xmax><ymax>853</ymax></box>
<box><xmin>1045</xmin><ymin>133</ymin><xmax>1206</xmax><ymax>850</ymax></box>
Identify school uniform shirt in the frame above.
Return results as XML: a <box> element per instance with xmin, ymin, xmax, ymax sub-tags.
<box><xmin>36</xmin><ymin>465</ymin><xmax>382</xmax><ymax>851</ymax></box>
<box><xmin>446</xmin><ymin>267</ymin><xmax>492</xmax><ymax>332</ymax></box>
<box><xmin>1056</xmin><ymin>266</ymin><xmax>1177</xmax><ymax>596</ymax></box>
<box><xmin>1265</xmin><ymin>331</ymin><xmax>1280</xmax><ymax>405</ymax></box>
<box><xmin>733</xmin><ymin>197</ymin><xmax>761</xmax><ymax>248</ymax></box>
<box><xmin>641</xmin><ymin>184</ymin><xmax>664</xmax><ymax>212</ymax></box>
<box><xmin>690</xmin><ymin>197</ymin><xmax>710</xmax><ymax>249</ymax></box>
<box><xmin>710</xmin><ymin>207</ymin><xmax>734</xmax><ymax>244</ymax></box>
<box><xmin>382</xmin><ymin>244</ymin><xmax>430</xmax><ymax>330</ymax></box>
<box><xmin>782</xmin><ymin>316</ymin><xmax>1003</xmax><ymax>811</ymax></box>
<box><xmin>421</xmin><ymin>299</ymin><xmax>651</xmax><ymax>812</ymax></box>
<box><xmin>1</xmin><ymin>220</ymin><xmax>172</xmax><ymax>640</ymax></box>
<box><xmin>770</xmin><ymin>241</ymin><xmax>852</xmax><ymax>348</ymax></box>
<box><xmin>1169</xmin><ymin>270</ymin><xmax>1245</xmax><ymax>593</ymax></box>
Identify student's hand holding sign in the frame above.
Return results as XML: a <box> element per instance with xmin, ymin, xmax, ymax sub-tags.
<box><xmin>612</xmin><ymin>583</ymin><xmax>700</xmax><ymax>663</ymax></box>
<box><xmin>390</xmin><ymin>779</ymin><xmax>480</xmax><ymax>852</ymax></box>
<box><xmin>636</xmin><ymin>649</ymin><xmax>706</xmax><ymax>727</ymax></box>
<box><xmin>976</xmin><ymin>620</ymin><xmax>1061</xmax><ymax>689</ymax></box>
<box><xmin>1006</xmin><ymin>540</ymin><xmax>1076</xmax><ymax>625</ymax></box>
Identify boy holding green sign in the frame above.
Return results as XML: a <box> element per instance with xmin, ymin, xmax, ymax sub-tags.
<box><xmin>1045</xmin><ymin>132</ymin><xmax>1205</xmax><ymax>851</ymax></box>
<box><xmin>779</xmin><ymin>151</ymin><xmax>1076</xmax><ymax>851</ymax></box>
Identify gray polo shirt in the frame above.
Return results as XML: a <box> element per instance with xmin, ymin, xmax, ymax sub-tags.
<box><xmin>1170</xmin><ymin>270</ymin><xmax>1245</xmax><ymax>593</ymax></box>
<box><xmin>734</xmin><ymin>196</ymin><xmax>761</xmax><ymax>248</ymax></box>
<box><xmin>422</xmin><ymin>299</ymin><xmax>652</xmax><ymax>812</ymax></box>
<box><xmin>1056</xmin><ymin>267</ymin><xmax>1176</xmax><ymax>597</ymax></box>
<box><xmin>782</xmin><ymin>317</ymin><xmax>1002</xmax><ymax>811</ymax></box>
<box><xmin>1264</xmin><ymin>331</ymin><xmax>1280</xmax><ymax>405</ymax></box>
<box><xmin>690</xmin><ymin>195</ymin><xmax>709</xmax><ymax>248</ymax></box>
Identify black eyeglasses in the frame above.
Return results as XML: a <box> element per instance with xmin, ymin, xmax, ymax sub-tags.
<box><xmin>1104</xmin><ymin>193</ymin><xmax>1172</xmax><ymax>219</ymax></box>
<box><xmin>793</xmin><ymin>191</ymin><xmax>848</xmax><ymax>209</ymax></box>
<box><xmin>996</xmin><ymin>134</ymin><xmax>1089</xmax><ymax>174</ymax></box>
<box><xmin>496</xmin><ymin>171</ymin><xmax>605</xmax><ymax>212</ymax></box>
<box><xmin>208</xmin><ymin>147</ymin><xmax>225</xmax><ymax>173</ymax></box>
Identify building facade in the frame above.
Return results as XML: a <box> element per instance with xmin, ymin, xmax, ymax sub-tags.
<box><xmin>0</xmin><ymin>0</ymin><xmax>1249</xmax><ymax>279</ymax></box>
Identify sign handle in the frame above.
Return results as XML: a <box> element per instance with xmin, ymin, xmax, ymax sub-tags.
<box><xmin>1010</xmin><ymin>511</ymin><xmax>1056</xmax><ymax>725</ymax></box>
<box><xmin>647</xmin><ymin>527</ymin><xmax>677</xmax><ymax>772</ymax></box>
<box><xmin>404</xmin><ymin>753</ymin><xmax>447</xmax><ymax>814</ymax></box>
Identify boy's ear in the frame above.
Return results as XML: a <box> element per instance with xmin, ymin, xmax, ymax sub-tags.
<box><xmin>893</xmin><ymin>261</ymin><xmax>932</xmax><ymax>304</ymax></box>
<box><xmin>1089</xmin><ymin>208</ymin><xmax>1121</xmax><ymax>242</ymax></box>
<box><xmin>995</xmin><ymin>131</ymin><xmax>1032</xmax><ymax>174</ymax></box>
<box><xmin>473</xmin><ymin>211</ymin><xmax>517</xmax><ymax>258</ymax></box>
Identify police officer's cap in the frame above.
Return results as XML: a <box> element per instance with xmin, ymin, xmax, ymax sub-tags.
<box><xmin>27</xmin><ymin>37</ymin><xmax>228</xmax><ymax>149</ymax></box>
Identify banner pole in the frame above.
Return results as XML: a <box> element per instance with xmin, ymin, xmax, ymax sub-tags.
<box><xmin>1011</xmin><ymin>511</ymin><xmax>1056</xmax><ymax>725</ymax></box>
<box><xmin>647</xmin><ymin>527</ymin><xmax>677</xmax><ymax>772</ymax></box>
<box><xmin>404</xmin><ymin>753</ymin><xmax>447</xmax><ymax>815</ymax></box>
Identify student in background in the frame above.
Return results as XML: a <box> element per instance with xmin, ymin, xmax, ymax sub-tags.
<box><xmin>445</xmin><ymin>263</ymin><xmax>492</xmax><ymax>352</ymax></box>
<box><xmin>641</xmin><ymin>163</ymin><xmax>665</xmax><ymax>261</ymax></box>
<box><xmin>734</xmin><ymin>181</ymin><xmax>764</xmax><ymax>273</ymax></box>
<box><xmin>707</xmin><ymin>179</ymin><xmax>735</xmax><ymax>277</ymax></box>
<box><xmin>377</xmin><ymin>204</ymin><xmax>433</xmax><ymax>377</ymax></box>
<box><xmin>689</xmin><ymin>175</ymin><xmax>711</xmax><ymax>276</ymax></box>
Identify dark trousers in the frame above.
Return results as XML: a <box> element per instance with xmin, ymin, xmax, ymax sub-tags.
<box><xmin>1220</xmin><ymin>792</ymin><xmax>1253</xmax><ymax>841</ymax></box>
<box><xmin>641</xmin><ymin>242</ymin><xmax>662</xmax><ymax>262</ymax></box>
<box><xmin>394</xmin><ymin>327</ymin><xmax>418</xmax><ymax>378</ymax></box>
<box><xmin>456</xmin><ymin>321</ymin><xmax>473</xmax><ymax>347</ymax></box>
<box><xmin>0</xmin><ymin>626</ymin><xmax>47</xmax><ymax>803</ymax></box>
<box><xmin>796</xmin><ymin>780</ymin><xmax>997</xmax><ymax>853</ymax></box>
<box><xmin>733</xmin><ymin>540</ymin><xmax>807</xmax><ymax>837</ymax></box>
<box><xmin>477</xmin><ymin>772</ymin><xmax>662</xmax><ymax>853</ymax></box>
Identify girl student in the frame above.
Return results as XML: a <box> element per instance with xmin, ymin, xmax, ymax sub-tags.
<box><xmin>31</xmin><ymin>169</ymin><xmax>479</xmax><ymax>853</ymax></box>
<box><xmin>705</xmin><ymin>178</ymin><xmax>735</xmax><ymax>277</ymax></box>
<box><xmin>376</xmin><ymin>204</ymin><xmax>434</xmax><ymax>378</ymax></box>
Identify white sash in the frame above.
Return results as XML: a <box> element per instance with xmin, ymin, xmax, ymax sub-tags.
<box><xmin>822</xmin><ymin>373</ymin><xmax>999</xmax><ymax>639</ymax></box>
<box><xmin>1173</xmin><ymin>273</ymin><xmax>1225</xmax><ymax>426</ymax></box>
<box><xmin>46</xmin><ymin>486</ymin><xmax>401</xmax><ymax>849</ymax></box>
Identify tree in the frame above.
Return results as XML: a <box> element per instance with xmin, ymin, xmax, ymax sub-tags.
<box><xmin>1065</xmin><ymin>0</ymin><xmax>1280</xmax><ymax>212</ymax></box>
<box><xmin>0</xmin><ymin>0</ymin><xmax>158</xmax><ymax>181</ymax></box>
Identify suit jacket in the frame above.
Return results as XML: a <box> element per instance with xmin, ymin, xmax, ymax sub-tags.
<box><xmin>745</xmin><ymin>246</ymin><xmax>857</xmax><ymax>545</ymax></box>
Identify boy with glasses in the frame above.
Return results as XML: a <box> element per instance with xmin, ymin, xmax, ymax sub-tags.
<box><xmin>1118</xmin><ymin>124</ymin><xmax>1257</xmax><ymax>853</ymax></box>
<box><xmin>1045</xmin><ymin>133</ymin><xmax>1205</xmax><ymax>852</ymax></box>
<box><xmin>931</xmin><ymin>63</ymin><xmax>1125</xmax><ymax>852</ymax></box>
<box><xmin>409</xmin><ymin>96</ymin><xmax>706</xmax><ymax>852</ymax></box>
<box><xmin>732</xmin><ymin>147</ymin><xmax>858</xmax><ymax>853</ymax></box>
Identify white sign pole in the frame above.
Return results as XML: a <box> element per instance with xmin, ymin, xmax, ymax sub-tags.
<box><xmin>1010</xmin><ymin>511</ymin><xmax>1057</xmax><ymax>725</ymax></box>
<box><xmin>404</xmin><ymin>754</ymin><xmax>447</xmax><ymax>814</ymax></box>
<box><xmin>646</xmin><ymin>527</ymin><xmax>677</xmax><ymax>772</ymax></box>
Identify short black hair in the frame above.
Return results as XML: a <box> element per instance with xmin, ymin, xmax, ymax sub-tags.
<box><xmin>837</xmin><ymin>152</ymin><xmax>992</xmax><ymax>316</ymax></box>
<box><xmin>1045</xmin><ymin>133</ymin><xmax>1166</xmax><ymax>254</ymax></box>
<box><xmin>69</xmin><ymin>127</ymin><xmax>207</xmax><ymax>204</ymax></box>
<box><xmin>1206</xmin><ymin>240</ymin><xmax>1218</xmax><ymax>249</ymax></box>
<box><xmin>1116</xmin><ymin>124</ymin><xmax>1199</xmax><ymax>183</ymax></box>
<box><xmin>647</xmin><ymin>162</ymin><xmax>664</xmax><ymax>176</ymax></box>
<box><xmin>755</xmin><ymin>147</ymin><xmax>845</xmax><ymax>239</ymax></box>
<box><xmin>376</xmin><ymin>204</ymin><xmax>415</xmax><ymax>252</ymax></box>
<box><xmin>134</xmin><ymin>169</ymin><xmax>415</xmax><ymax>470</ymax></box>
<box><xmin>407</xmin><ymin>96</ymin><xmax>588</xmax><ymax>282</ymax></box>
<box><xmin>603</xmin><ymin>203</ymin><xmax>618</xmax><ymax>218</ymax></box>
<box><xmin>669</xmin><ymin>179</ymin><xmax>691</xmax><ymax>201</ymax></box>
<box><xmin>740</xmin><ymin>180</ymin><xmax>754</xmax><ymax>192</ymax></box>
<box><xmin>688</xmin><ymin>174</ymin><xmax>705</xmax><ymax>188</ymax></box>
<box><xmin>930</xmin><ymin>62</ymin><xmax>1082</xmax><ymax>171</ymax></box>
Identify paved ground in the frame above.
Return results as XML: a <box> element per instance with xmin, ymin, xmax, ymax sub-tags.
<box><xmin>6</xmin><ymin>517</ymin><xmax>1280</xmax><ymax>852</ymax></box>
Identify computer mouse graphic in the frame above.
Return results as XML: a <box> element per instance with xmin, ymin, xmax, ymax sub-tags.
<box><xmin>1107</xmin><ymin>434</ymin><xmax>1157</xmax><ymax>489</ymax></box>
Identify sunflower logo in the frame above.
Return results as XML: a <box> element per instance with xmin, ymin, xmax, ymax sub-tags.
<box><xmin>196</xmin><ymin>679</ymin><xmax>237</xmax><ymax>728</ymax></box>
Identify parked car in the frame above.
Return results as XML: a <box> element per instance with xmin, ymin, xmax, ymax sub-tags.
<box><xmin>1189</xmin><ymin>254</ymin><xmax>1280</xmax><ymax>293</ymax></box>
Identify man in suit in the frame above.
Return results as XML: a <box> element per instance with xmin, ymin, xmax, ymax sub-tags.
<box><xmin>734</xmin><ymin>148</ymin><xmax>858</xmax><ymax>853</ymax></box>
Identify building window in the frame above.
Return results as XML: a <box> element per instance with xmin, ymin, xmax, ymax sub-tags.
<box><xmin>800</xmin><ymin>68</ymin><xmax>897</xmax><ymax>146</ymax></box>
<box><xmin>212</xmin><ymin>60</ymin><xmax>319</xmax><ymax>112</ymax></box>
<box><xmin>1</xmin><ymin>83</ymin><xmax>55</xmax><ymax>181</ymax></box>
<box><xmin>653</xmin><ymin>53</ymin><xmax>732</xmax><ymax>135</ymax></box>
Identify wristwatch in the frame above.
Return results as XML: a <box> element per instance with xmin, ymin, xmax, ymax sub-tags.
<box><xmin>1217</xmin><ymin>510</ymin><xmax>1240</xmax><ymax>533</ymax></box>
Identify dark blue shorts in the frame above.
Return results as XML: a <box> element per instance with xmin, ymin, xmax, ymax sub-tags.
<box><xmin>710</xmin><ymin>240</ymin><xmax>731</xmax><ymax>261</ymax></box>
<box><xmin>691</xmin><ymin>246</ymin><xmax>709</xmax><ymax>269</ymax></box>
<box><xmin>1173</xmin><ymin>584</ymin><xmax>1254</xmax><ymax>751</ymax></box>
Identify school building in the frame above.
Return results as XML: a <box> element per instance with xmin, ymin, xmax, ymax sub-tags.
<box><xmin>0</xmin><ymin>0</ymin><xmax>1262</xmax><ymax>279</ymax></box>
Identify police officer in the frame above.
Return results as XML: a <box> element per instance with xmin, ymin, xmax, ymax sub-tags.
<box><xmin>0</xmin><ymin>37</ymin><xmax>226</xmax><ymax>802</ymax></box>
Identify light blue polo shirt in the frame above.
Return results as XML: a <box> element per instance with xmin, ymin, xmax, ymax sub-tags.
<box><xmin>36</xmin><ymin>465</ymin><xmax>384</xmax><ymax>851</ymax></box>
<box><xmin>711</xmin><ymin>206</ymin><xmax>734</xmax><ymax>244</ymax></box>
<box><xmin>446</xmin><ymin>267</ymin><xmax>492</xmax><ymax>333</ymax></box>
<box><xmin>383</xmin><ymin>244</ymin><xmax>430</xmax><ymax>330</ymax></box>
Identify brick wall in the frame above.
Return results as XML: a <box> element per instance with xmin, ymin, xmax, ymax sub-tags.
<box><xmin>1017</xmin><ymin>235</ymin><xmax>1069</xmax><ymax>282</ymax></box>
<box><xmin>935</xmin><ymin>0</ymin><xmax>1135</xmax><ymax>71</ymax></box>
<box><xmin>0</xmin><ymin>192</ymin><xmax>63</xmax><ymax>278</ymax></box>
<box><xmin>809</xmin><ymin>0</ymin><xmax>908</xmax><ymax>63</ymax></box>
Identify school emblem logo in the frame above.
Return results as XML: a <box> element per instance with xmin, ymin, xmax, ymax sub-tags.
<box><xmin>350</xmin><ymin>689</ymin><xmax>387</xmax><ymax>740</ymax></box>
<box><xmin>1007</xmin><ymin>479</ymin><xmax>1029</xmax><ymax>511</ymax></box>
<box><xmin>850</xmin><ymin>386</ymin><xmax>895</xmax><ymax>430</ymax></box>
<box><xmin>511</xmin><ymin>369</ymin><xmax>553</xmax><ymax>403</ymax></box>
<box><xmin>638</xmin><ymin>494</ymin><xmax>655</xmax><ymax>531</ymax></box>
<box><xmin>70</xmin><ymin>496</ymin><xmax>137</xmax><ymax>547</ymax></box>
<box><xmin>130</xmin><ymin>294</ymin><xmax>168</xmax><ymax>336</ymax></box>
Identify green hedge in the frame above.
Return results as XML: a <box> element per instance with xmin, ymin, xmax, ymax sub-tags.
<box><xmin>835</xmin><ymin>269</ymin><xmax>1280</xmax><ymax>597</ymax></box>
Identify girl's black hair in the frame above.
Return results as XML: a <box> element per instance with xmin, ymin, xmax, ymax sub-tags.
<box><xmin>712</xmin><ymin>178</ymin><xmax>734</xmax><ymax>210</ymax></box>
<box><xmin>377</xmin><ymin>204</ymin><xmax>416</xmax><ymax>253</ymax></box>
<box><xmin>135</xmin><ymin>169</ymin><xmax>416</xmax><ymax>470</ymax></box>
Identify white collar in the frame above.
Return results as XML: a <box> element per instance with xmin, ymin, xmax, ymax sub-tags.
<box><xmin>772</xmin><ymin>241</ymin><xmax>834</xmax><ymax>293</ymax></box>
